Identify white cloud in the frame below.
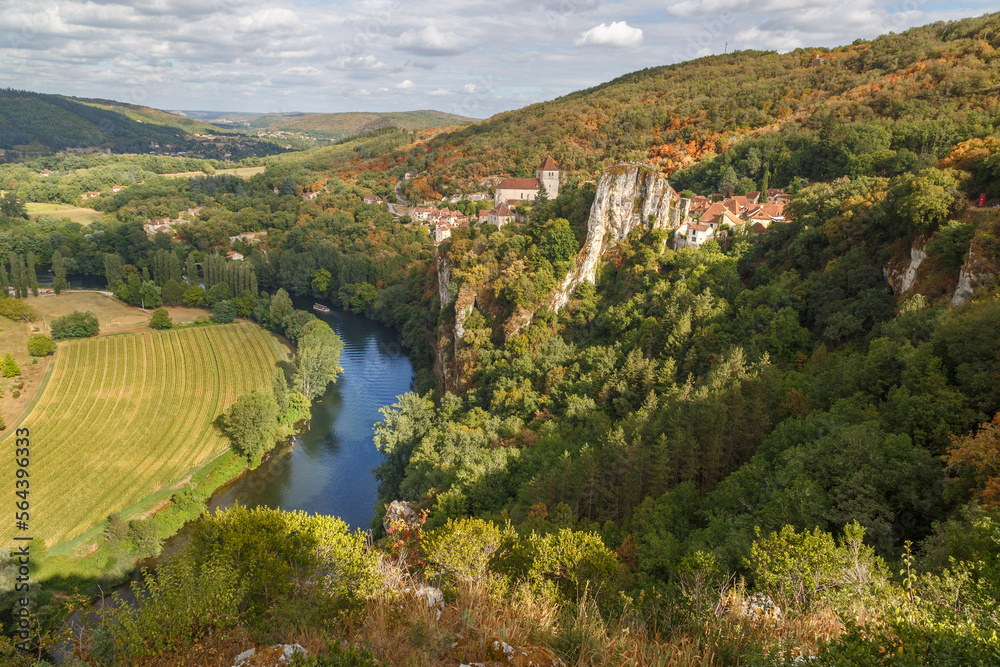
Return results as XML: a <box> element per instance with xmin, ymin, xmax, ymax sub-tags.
<box><xmin>429</xmin><ymin>88</ymin><xmax>451</xmax><ymax>96</ymax></box>
<box><xmin>574</xmin><ymin>21</ymin><xmax>644</xmax><ymax>47</ymax></box>
<box><xmin>395</xmin><ymin>79</ymin><xmax>415</xmax><ymax>90</ymax></box>
<box><xmin>397</xmin><ymin>25</ymin><xmax>471</xmax><ymax>56</ymax></box>
<box><xmin>462</xmin><ymin>83</ymin><xmax>477</xmax><ymax>93</ymax></box>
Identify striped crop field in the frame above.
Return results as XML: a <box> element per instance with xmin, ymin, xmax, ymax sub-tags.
<box><xmin>1</xmin><ymin>322</ymin><xmax>283</xmax><ymax>547</ymax></box>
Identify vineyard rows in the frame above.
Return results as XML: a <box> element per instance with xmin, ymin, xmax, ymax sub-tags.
<box><xmin>0</xmin><ymin>323</ymin><xmax>281</xmax><ymax>547</ymax></box>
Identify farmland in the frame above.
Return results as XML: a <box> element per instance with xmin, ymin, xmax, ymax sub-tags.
<box><xmin>25</xmin><ymin>202</ymin><xmax>103</xmax><ymax>225</ymax></box>
<box><xmin>0</xmin><ymin>322</ymin><xmax>284</xmax><ymax>547</ymax></box>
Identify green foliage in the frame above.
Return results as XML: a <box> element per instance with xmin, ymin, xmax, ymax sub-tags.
<box><xmin>26</xmin><ymin>334</ymin><xmax>56</xmax><ymax>356</ymax></box>
<box><xmin>291</xmin><ymin>643</ymin><xmax>389</xmax><ymax>667</ymax></box>
<box><xmin>0</xmin><ymin>297</ymin><xmax>37</xmax><ymax>322</ymax></box>
<box><xmin>161</xmin><ymin>278</ymin><xmax>186</xmax><ymax>305</ymax></box>
<box><xmin>2</xmin><ymin>353</ymin><xmax>21</xmax><ymax>378</ymax></box>
<box><xmin>293</xmin><ymin>319</ymin><xmax>344</xmax><ymax>399</ymax></box>
<box><xmin>927</xmin><ymin>221</ymin><xmax>976</xmax><ymax>270</ymax></box>
<box><xmin>211</xmin><ymin>299</ymin><xmax>237</xmax><ymax>323</ymax></box>
<box><xmin>149</xmin><ymin>307</ymin><xmax>172</xmax><ymax>330</ymax></box>
<box><xmin>182</xmin><ymin>284</ymin><xmax>206</xmax><ymax>306</ymax></box>
<box><xmin>222</xmin><ymin>390</ymin><xmax>279</xmax><ymax>467</ymax></box>
<box><xmin>50</xmin><ymin>310</ymin><xmax>99</xmax><ymax>339</ymax></box>
<box><xmin>423</xmin><ymin>517</ymin><xmax>505</xmax><ymax>581</ymax></box>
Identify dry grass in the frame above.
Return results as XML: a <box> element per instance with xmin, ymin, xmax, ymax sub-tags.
<box><xmin>160</xmin><ymin>166</ymin><xmax>266</xmax><ymax>179</ymax></box>
<box><xmin>25</xmin><ymin>202</ymin><xmax>103</xmax><ymax>225</ymax></box>
<box><xmin>27</xmin><ymin>292</ymin><xmax>153</xmax><ymax>334</ymax></box>
<box><xmin>0</xmin><ymin>313</ymin><xmax>54</xmax><ymax>430</ymax></box>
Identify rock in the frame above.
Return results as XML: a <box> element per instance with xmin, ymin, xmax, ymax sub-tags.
<box><xmin>549</xmin><ymin>164</ymin><xmax>688</xmax><ymax>312</ymax></box>
<box><xmin>232</xmin><ymin>643</ymin><xmax>306</xmax><ymax>666</ymax></box>
<box><xmin>952</xmin><ymin>246</ymin><xmax>976</xmax><ymax>306</ymax></box>
<box><xmin>404</xmin><ymin>584</ymin><xmax>444</xmax><ymax>620</ymax></box>
<box><xmin>383</xmin><ymin>500</ymin><xmax>421</xmax><ymax>533</ymax></box>
<box><xmin>717</xmin><ymin>592</ymin><xmax>782</xmax><ymax>621</ymax></box>
<box><xmin>884</xmin><ymin>238</ymin><xmax>927</xmax><ymax>294</ymax></box>
<box><xmin>485</xmin><ymin>637</ymin><xmax>565</xmax><ymax>666</ymax></box>
<box><xmin>437</xmin><ymin>252</ymin><xmax>453</xmax><ymax>306</ymax></box>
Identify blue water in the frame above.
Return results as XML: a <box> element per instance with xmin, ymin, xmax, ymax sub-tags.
<box><xmin>207</xmin><ymin>307</ymin><xmax>414</xmax><ymax>531</ymax></box>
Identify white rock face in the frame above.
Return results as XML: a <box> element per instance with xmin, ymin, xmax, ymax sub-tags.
<box><xmin>550</xmin><ymin>164</ymin><xmax>685</xmax><ymax>311</ymax></box>
<box><xmin>232</xmin><ymin>644</ymin><xmax>306</xmax><ymax>666</ymax></box>
<box><xmin>952</xmin><ymin>247</ymin><xmax>976</xmax><ymax>306</ymax></box>
<box><xmin>900</xmin><ymin>244</ymin><xmax>927</xmax><ymax>293</ymax></box>
<box><xmin>437</xmin><ymin>251</ymin><xmax>453</xmax><ymax>306</ymax></box>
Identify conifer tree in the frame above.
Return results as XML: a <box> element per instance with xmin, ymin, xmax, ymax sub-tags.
<box><xmin>52</xmin><ymin>250</ymin><xmax>68</xmax><ymax>294</ymax></box>
<box><xmin>2</xmin><ymin>353</ymin><xmax>21</xmax><ymax>378</ymax></box>
<box><xmin>26</xmin><ymin>251</ymin><xmax>38</xmax><ymax>297</ymax></box>
<box><xmin>186</xmin><ymin>253</ymin><xmax>199</xmax><ymax>286</ymax></box>
<box><xmin>0</xmin><ymin>261</ymin><xmax>8</xmax><ymax>297</ymax></box>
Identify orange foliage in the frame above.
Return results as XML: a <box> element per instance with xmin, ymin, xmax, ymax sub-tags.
<box><xmin>945</xmin><ymin>413</ymin><xmax>1000</xmax><ymax>509</ymax></box>
<box><xmin>939</xmin><ymin>136</ymin><xmax>1000</xmax><ymax>172</ymax></box>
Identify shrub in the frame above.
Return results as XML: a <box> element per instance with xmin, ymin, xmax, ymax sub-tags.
<box><xmin>26</xmin><ymin>334</ymin><xmax>56</xmax><ymax>356</ymax></box>
<box><xmin>11</xmin><ymin>390</ymin><xmax>20</xmax><ymax>398</ymax></box>
<box><xmin>50</xmin><ymin>310</ymin><xmax>99</xmax><ymax>339</ymax></box>
<box><xmin>0</xmin><ymin>297</ymin><xmax>37</xmax><ymax>322</ymax></box>
<box><xmin>195</xmin><ymin>314</ymin><xmax>211</xmax><ymax>326</ymax></box>
<box><xmin>149</xmin><ymin>308</ymin><xmax>172</xmax><ymax>330</ymax></box>
<box><xmin>290</xmin><ymin>642</ymin><xmax>389</xmax><ymax>667</ymax></box>
<box><xmin>423</xmin><ymin>517</ymin><xmax>504</xmax><ymax>581</ymax></box>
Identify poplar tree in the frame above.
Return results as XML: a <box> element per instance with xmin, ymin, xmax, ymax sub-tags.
<box><xmin>52</xmin><ymin>250</ymin><xmax>68</xmax><ymax>294</ymax></box>
<box><xmin>26</xmin><ymin>251</ymin><xmax>38</xmax><ymax>296</ymax></box>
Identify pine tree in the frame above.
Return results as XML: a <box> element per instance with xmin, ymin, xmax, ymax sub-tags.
<box><xmin>761</xmin><ymin>167</ymin><xmax>770</xmax><ymax>198</ymax></box>
<box><xmin>249</xmin><ymin>271</ymin><xmax>258</xmax><ymax>297</ymax></box>
<box><xmin>2</xmin><ymin>353</ymin><xmax>21</xmax><ymax>378</ymax></box>
<box><xmin>52</xmin><ymin>250</ymin><xmax>68</xmax><ymax>294</ymax></box>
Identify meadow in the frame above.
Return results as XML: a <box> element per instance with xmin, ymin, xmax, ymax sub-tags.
<box><xmin>0</xmin><ymin>322</ymin><xmax>283</xmax><ymax>547</ymax></box>
<box><xmin>25</xmin><ymin>202</ymin><xmax>103</xmax><ymax>225</ymax></box>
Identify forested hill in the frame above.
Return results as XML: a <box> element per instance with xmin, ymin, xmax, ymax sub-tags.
<box><xmin>395</xmin><ymin>12</ymin><xmax>1000</xmax><ymax>198</ymax></box>
<box><xmin>192</xmin><ymin>109</ymin><xmax>478</xmax><ymax>141</ymax></box>
<box><xmin>0</xmin><ymin>89</ymin><xmax>284</xmax><ymax>158</ymax></box>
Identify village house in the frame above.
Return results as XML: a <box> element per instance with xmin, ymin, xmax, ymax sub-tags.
<box><xmin>494</xmin><ymin>156</ymin><xmax>560</xmax><ymax>205</ymax></box>
<box><xmin>674</xmin><ymin>222</ymin><xmax>716</xmax><ymax>249</ymax></box>
<box><xmin>486</xmin><ymin>202</ymin><xmax>515</xmax><ymax>228</ymax></box>
<box><xmin>363</xmin><ymin>194</ymin><xmax>384</xmax><ymax>205</ymax></box>
<box><xmin>226</xmin><ymin>251</ymin><xmax>245</xmax><ymax>261</ymax></box>
<box><xmin>80</xmin><ymin>191</ymin><xmax>101</xmax><ymax>201</ymax></box>
<box><xmin>229</xmin><ymin>231</ymin><xmax>268</xmax><ymax>246</ymax></box>
<box><xmin>434</xmin><ymin>224</ymin><xmax>452</xmax><ymax>245</ymax></box>
<box><xmin>111</xmin><ymin>185</ymin><xmax>125</xmax><ymax>193</ymax></box>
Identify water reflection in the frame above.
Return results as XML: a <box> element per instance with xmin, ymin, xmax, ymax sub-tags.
<box><xmin>207</xmin><ymin>306</ymin><xmax>414</xmax><ymax>530</ymax></box>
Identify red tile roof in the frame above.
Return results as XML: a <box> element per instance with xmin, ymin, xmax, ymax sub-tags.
<box><xmin>689</xmin><ymin>223</ymin><xmax>712</xmax><ymax>231</ymax></box>
<box><xmin>538</xmin><ymin>156</ymin><xmax>558</xmax><ymax>171</ymax></box>
<box><xmin>497</xmin><ymin>177</ymin><xmax>541</xmax><ymax>190</ymax></box>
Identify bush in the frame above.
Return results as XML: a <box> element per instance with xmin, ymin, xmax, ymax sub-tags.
<box><xmin>423</xmin><ymin>517</ymin><xmax>504</xmax><ymax>581</ymax></box>
<box><xmin>0</xmin><ymin>297</ymin><xmax>37</xmax><ymax>322</ymax></box>
<box><xmin>11</xmin><ymin>390</ymin><xmax>20</xmax><ymax>398</ymax></box>
<box><xmin>149</xmin><ymin>308</ymin><xmax>172</xmax><ymax>330</ymax></box>
<box><xmin>290</xmin><ymin>642</ymin><xmax>389</xmax><ymax>667</ymax></box>
<box><xmin>212</xmin><ymin>300</ymin><xmax>237</xmax><ymax>323</ymax></box>
<box><xmin>26</xmin><ymin>334</ymin><xmax>56</xmax><ymax>356</ymax></box>
<box><xmin>195</xmin><ymin>314</ymin><xmax>211</xmax><ymax>326</ymax></box>
<box><xmin>50</xmin><ymin>310</ymin><xmax>99</xmax><ymax>339</ymax></box>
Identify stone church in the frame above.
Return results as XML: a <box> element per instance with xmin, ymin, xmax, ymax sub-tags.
<box><xmin>494</xmin><ymin>156</ymin><xmax>560</xmax><ymax>205</ymax></box>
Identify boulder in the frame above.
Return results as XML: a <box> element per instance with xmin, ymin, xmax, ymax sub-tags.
<box><xmin>485</xmin><ymin>637</ymin><xmax>565</xmax><ymax>667</ymax></box>
<box><xmin>404</xmin><ymin>584</ymin><xmax>445</xmax><ymax>621</ymax></box>
<box><xmin>383</xmin><ymin>500</ymin><xmax>421</xmax><ymax>533</ymax></box>
<box><xmin>232</xmin><ymin>643</ymin><xmax>306</xmax><ymax>666</ymax></box>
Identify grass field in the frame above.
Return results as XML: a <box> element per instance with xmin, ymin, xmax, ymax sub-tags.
<box><xmin>25</xmin><ymin>202</ymin><xmax>103</xmax><ymax>225</ymax></box>
<box><xmin>0</xmin><ymin>322</ymin><xmax>284</xmax><ymax>547</ymax></box>
<box><xmin>160</xmin><ymin>166</ymin><xmax>266</xmax><ymax>179</ymax></box>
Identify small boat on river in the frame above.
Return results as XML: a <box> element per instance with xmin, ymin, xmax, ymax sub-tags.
<box><xmin>312</xmin><ymin>303</ymin><xmax>331</xmax><ymax>313</ymax></box>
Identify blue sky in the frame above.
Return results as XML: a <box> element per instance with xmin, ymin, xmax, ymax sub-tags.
<box><xmin>0</xmin><ymin>0</ymin><xmax>993</xmax><ymax>118</ymax></box>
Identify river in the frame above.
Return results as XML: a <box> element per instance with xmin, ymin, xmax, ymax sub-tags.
<box><xmin>205</xmin><ymin>305</ymin><xmax>414</xmax><ymax>530</ymax></box>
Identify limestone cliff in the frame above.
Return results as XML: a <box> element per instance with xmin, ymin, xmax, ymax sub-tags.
<box><xmin>884</xmin><ymin>237</ymin><xmax>928</xmax><ymax>295</ymax></box>
<box><xmin>436</xmin><ymin>251</ymin><xmax>453</xmax><ymax>306</ymax></box>
<box><xmin>549</xmin><ymin>164</ymin><xmax>687</xmax><ymax>312</ymax></box>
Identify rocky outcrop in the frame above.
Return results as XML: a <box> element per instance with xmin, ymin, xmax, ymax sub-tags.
<box><xmin>884</xmin><ymin>239</ymin><xmax>927</xmax><ymax>294</ymax></box>
<box><xmin>485</xmin><ymin>638</ymin><xmax>566</xmax><ymax>667</ymax></box>
<box><xmin>454</xmin><ymin>284</ymin><xmax>477</xmax><ymax>345</ymax></box>
<box><xmin>383</xmin><ymin>500</ymin><xmax>422</xmax><ymax>533</ymax></box>
<box><xmin>436</xmin><ymin>252</ymin><xmax>453</xmax><ymax>306</ymax></box>
<box><xmin>232</xmin><ymin>644</ymin><xmax>306</xmax><ymax>666</ymax></box>
<box><xmin>952</xmin><ymin>246</ymin><xmax>977</xmax><ymax>306</ymax></box>
<box><xmin>550</xmin><ymin>164</ymin><xmax>687</xmax><ymax>311</ymax></box>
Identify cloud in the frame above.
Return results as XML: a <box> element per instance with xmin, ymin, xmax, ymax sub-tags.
<box><xmin>397</xmin><ymin>26</ymin><xmax>471</xmax><ymax>56</ymax></box>
<box><xmin>574</xmin><ymin>21</ymin><xmax>644</xmax><ymax>47</ymax></box>
<box><xmin>429</xmin><ymin>88</ymin><xmax>451</xmax><ymax>96</ymax></box>
<box><xmin>395</xmin><ymin>79</ymin><xmax>415</xmax><ymax>90</ymax></box>
<box><xmin>463</xmin><ymin>83</ymin><xmax>477</xmax><ymax>93</ymax></box>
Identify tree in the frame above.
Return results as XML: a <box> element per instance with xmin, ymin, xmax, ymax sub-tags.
<box><xmin>2</xmin><ymin>353</ymin><xmax>21</xmax><ymax>377</ymax></box>
<box><xmin>719</xmin><ymin>165</ymin><xmax>739</xmax><ymax>196</ymax></box>
<box><xmin>267</xmin><ymin>288</ymin><xmax>293</xmax><ymax>332</ymax></box>
<box><xmin>182</xmin><ymin>285</ymin><xmax>206</xmax><ymax>307</ymax></box>
<box><xmin>223</xmin><ymin>390</ymin><xmax>279</xmax><ymax>467</ymax></box>
<box><xmin>51</xmin><ymin>310</ymin><xmax>100</xmax><ymax>339</ymax></box>
<box><xmin>293</xmin><ymin>320</ymin><xmax>344</xmax><ymax>400</ymax></box>
<box><xmin>945</xmin><ymin>414</ymin><xmax>1000</xmax><ymax>509</ymax></box>
<box><xmin>212</xmin><ymin>300</ymin><xmax>237</xmax><ymax>323</ymax></box>
<box><xmin>283</xmin><ymin>309</ymin><xmax>317</xmax><ymax>345</ymax></box>
<box><xmin>161</xmin><ymin>278</ymin><xmax>186</xmax><ymax>306</ymax></box>
<box><xmin>185</xmin><ymin>253</ymin><xmax>199</xmax><ymax>286</ymax></box>
<box><xmin>104</xmin><ymin>254</ymin><xmax>124</xmax><ymax>291</ymax></box>
<box><xmin>0</xmin><ymin>193</ymin><xmax>27</xmax><ymax>219</ymax></box>
<box><xmin>760</xmin><ymin>167</ymin><xmax>771</xmax><ymax>197</ymax></box>
<box><xmin>539</xmin><ymin>218</ymin><xmax>578</xmax><ymax>265</ymax></box>
<box><xmin>26</xmin><ymin>251</ymin><xmax>38</xmax><ymax>297</ymax></box>
<box><xmin>139</xmin><ymin>280</ymin><xmax>162</xmax><ymax>309</ymax></box>
<box><xmin>26</xmin><ymin>334</ymin><xmax>56</xmax><ymax>356</ymax></box>
<box><xmin>311</xmin><ymin>269</ymin><xmax>332</xmax><ymax>298</ymax></box>
<box><xmin>52</xmin><ymin>249</ymin><xmax>69</xmax><ymax>294</ymax></box>
<box><xmin>205</xmin><ymin>282</ymin><xmax>233</xmax><ymax>306</ymax></box>
<box><xmin>149</xmin><ymin>308</ymin><xmax>172</xmax><ymax>330</ymax></box>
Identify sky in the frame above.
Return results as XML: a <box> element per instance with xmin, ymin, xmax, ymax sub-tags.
<box><xmin>0</xmin><ymin>0</ymin><xmax>993</xmax><ymax>118</ymax></box>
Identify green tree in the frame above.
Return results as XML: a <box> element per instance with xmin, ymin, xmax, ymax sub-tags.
<box><xmin>2</xmin><ymin>353</ymin><xmax>21</xmax><ymax>377</ymax></box>
<box><xmin>26</xmin><ymin>334</ymin><xmax>56</xmax><ymax>356</ymax></box>
<box><xmin>539</xmin><ymin>218</ymin><xmax>578</xmax><ymax>265</ymax></box>
<box><xmin>50</xmin><ymin>310</ymin><xmax>100</xmax><ymax>339</ymax></box>
<box><xmin>149</xmin><ymin>308</ymin><xmax>172</xmax><ymax>330</ymax></box>
<box><xmin>185</xmin><ymin>253</ymin><xmax>199</xmax><ymax>286</ymax></box>
<box><xmin>719</xmin><ymin>165</ymin><xmax>739</xmax><ymax>196</ymax></box>
<box><xmin>161</xmin><ymin>278</ymin><xmax>186</xmax><ymax>306</ymax></box>
<box><xmin>51</xmin><ymin>249</ymin><xmax>69</xmax><ymax>294</ymax></box>
<box><xmin>139</xmin><ymin>280</ymin><xmax>162</xmax><ymax>309</ymax></box>
<box><xmin>268</xmin><ymin>288</ymin><xmax>293</xmax><ymax>332</ymax></box>
<box><xmin>212</xmin><ymin>300</ymin><xmax>237</xmax><ymax>323</ymax></box>
<box><xmin>0</xmin><ymin>193</ymin><xmax>27</xmax><ymax>219</ymax></box>
<box><xmin>293</xmin><ymin>320</ymin><xmax>344</xmax><ymax>400</ymax></box>
<box><xmin>182</xmin><ymin>285</ymin><xmax>206</xmax><ymax>307</ymax></box>
<box><xmin>311</xmin><ymin>268</ymin><xmax>332</xmax><ymax>298</ymax></box>
<box><xmin>205</xmin><ymin>282</ymin><xmax>233</xmax><ymax>306</ymax></box>
<box><xmin>223</xmin><ymin>390</ymin><xmax>279</xmax><ymax>467</ymax></box>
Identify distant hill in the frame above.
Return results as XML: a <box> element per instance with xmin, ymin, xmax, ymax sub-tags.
<box><xmin>174</xmin><ymin>109</ymin><xmax>477</xmax><ymax>141</ymax></box>
<box><xmin>0</xmin><ymin>89</ymin><xmax>285</xmax><ymax>159</ymax></box>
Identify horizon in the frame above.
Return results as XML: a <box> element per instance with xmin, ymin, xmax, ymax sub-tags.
<box><xmin>1</xmin><ymin>1</ymin><xmax>994</xmax><ymax>118</ymax></box>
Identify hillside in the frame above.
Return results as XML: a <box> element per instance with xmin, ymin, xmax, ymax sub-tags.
<box><xmin>179</xmin><ymin>109</ymin><xmax>477</xmax><ymax>140</ymax></box>
<box><xmin>0</xmin><ymin>89</ymin><xmax>286</xmax><ymax>159</ymax></box>
<box><xmin>383</xmin><ymin>13</ymin><xmax>1000</xmax><ymax>198</ymax></box>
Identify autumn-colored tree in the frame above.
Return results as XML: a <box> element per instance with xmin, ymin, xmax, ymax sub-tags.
<box><xmin>945</xmin><ymin>413</ymin><xmax>1000</xmax><ymax>509</ymax></box>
